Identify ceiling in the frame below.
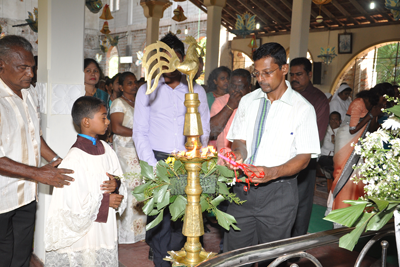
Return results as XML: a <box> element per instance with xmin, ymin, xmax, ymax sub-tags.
<box><xmin>189</xmin><ymin>0</ymin><xmax>400</xmax><ymax>37</ymax></box>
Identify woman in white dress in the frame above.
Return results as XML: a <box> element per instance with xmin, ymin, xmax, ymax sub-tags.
<box><xmin>110</xmin><ymin>72</ymin><xmax>147</xmax><ymax>244</ymax></box>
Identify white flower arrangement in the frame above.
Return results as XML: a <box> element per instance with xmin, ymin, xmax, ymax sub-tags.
<box><xmin>324</xmin><ymin>95</ymin><xmax>400</xmax><ymax>251</ymax></box>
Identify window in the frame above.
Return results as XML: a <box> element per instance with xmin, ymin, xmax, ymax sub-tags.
<box><xmin>335</xmin><ymin>42</ymin><xmax>400</xmax><ymax>96</ymax></box>
<box><xmin>109</xmin><ymin>0</ymin><xmax>120</xmax><ymax>12</ymax></box>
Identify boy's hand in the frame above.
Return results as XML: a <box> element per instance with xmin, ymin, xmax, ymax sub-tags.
<box><xmin>109</xmin><ymin>193</ymin><xmax>124</xmax><ymax>209</ymax></box>
<box><xmin>101</xmin><ymin>173</ymin><xmax>118</xmax><ymax>193</ymax></box>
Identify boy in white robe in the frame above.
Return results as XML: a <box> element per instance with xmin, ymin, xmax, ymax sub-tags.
<box><xmin>45</xmin><ymin>96</ymin><xmax>127</xmax><ymax>267</ymax></box>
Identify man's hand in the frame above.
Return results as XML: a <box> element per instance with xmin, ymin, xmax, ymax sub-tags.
<box><xmin>109</xmin><ymin>193</ymin><xmax>124</xmax><ymax>209</ymax></box>
<box><xmin>227</xmin><ymin>91</ymin><xmax>243</xmax><ymax>110</ymax></box>
<box><xmin>225</xmin><ymin>150</ymin><xmax>244</xmax><ymax>170</ymax></box>
<box><xmin>101</xmin><ymin>173</ymin><xmax>118</xmax><ymax>193</ymax></box>
<box><xmin>247</xmin><ymin>166</ymin><xmax>278</xmax><ymax>184</ymax></box>
<box><xmin>35</xmin><ymin>159</ymin><xmax>74</xmax><ymax>188</ymax></box>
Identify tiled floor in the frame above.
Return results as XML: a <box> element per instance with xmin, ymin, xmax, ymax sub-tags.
<box><xmin>30</xmin><ymin>178</ymin><xmax>397</xmax><ymax>267</ymax></box>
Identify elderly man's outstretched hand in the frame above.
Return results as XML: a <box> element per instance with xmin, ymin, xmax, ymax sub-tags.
<box><xmin>35</xmin><ymin>159</ymin><xmax>74</xmax><ymax>187</ymax></box>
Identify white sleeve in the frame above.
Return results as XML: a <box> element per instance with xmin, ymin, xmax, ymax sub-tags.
<box><xmin>295</xmin><ymin>104</ymin><xmax>321</xmax><ymax>158</ymax></box>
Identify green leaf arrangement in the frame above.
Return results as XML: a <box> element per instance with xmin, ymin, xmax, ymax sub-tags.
<box><xmin>324</xmin><ymin>197</ymin><xmax>399</xmax><ymax>251</ymax></box>
<box><xmin>132</xmin><ymin>157</ymin><xmax>245</xmax><ymax>231</ymax></box>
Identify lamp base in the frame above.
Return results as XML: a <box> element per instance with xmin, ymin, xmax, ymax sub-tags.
<box><xmin>164</xmin><ymin>248</ymin><xmax>217</xmax><ymax>267</ymax></box>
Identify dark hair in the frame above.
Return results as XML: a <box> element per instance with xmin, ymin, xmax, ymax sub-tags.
<box><xmin>72</xmin><ymin>96</ymin><xmax>106</xmax><ymax>127</ymax></box>
<box><xmin>290</xmin><ymin>57</ymin><xmax>312</xmax><ymax>74</ymax></box>
<box><xmin>0</xmin><ymin>35</ymin><xmax>33</xmax><ymax>62</ymax></box>
<box><xmin>356</xmin><ymin>90</ymin><xmax>379</xmax><ymax>107</ymax></box>
<box><xmin>207</xmin><ymin>66</ymin><xmax>231</xmax><ymax>92</ymax></box>
<box><xmin>253</xmin><ymin>42</ymin><xmax>287</xmax><ymax>68</ymax></box>
<box><xmin>105</xmin><ymin>76</ymin><xmax>113</xmax><ymax>86</ymax></box>
<box><xmin>231</xmin><ymin>68</ymin><xmax>251</xmax><ymax>86</ymax></box>
<box><xmin>84</xmin><ymin>58</ymin><xmax>101</xmax><ymax>71</ymax></box>
<box><xmin>112</xmin><ymin>73</ymin><xmax>121</xmax><ymax>84</ymax></box>
<box><xmin>330</xmin><ymin>111</ymin><xmax>341</xmax><ymax>121</ymax></box>
<box><xmin>370</xmin><ymin>82</ymin><xmax>395</xmax><ymax>97</ymax></box>
<box><xmin>160</xmin><ymin>33</ymin><xmax>185</xmax><ymax>57</ymax></box>
<box><xmin>119</xmin><ymin>71</ymin><xmax>137</xmax><ymax>86</ymax></box>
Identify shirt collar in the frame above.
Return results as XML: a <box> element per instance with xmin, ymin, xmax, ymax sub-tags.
<box><xmin>0</xmin><ymin>78</ymin><xmax>32</xmax><ymax>100</ymax></box>
<box><xmin>78</xmin><ymin>134</ymin><xmax>97</xmax><ymax>145</ymax></box>
<box><xmin>253</xmin><ymin>80</ymin><xmax>295</xmax><ymax>106</ymax></box>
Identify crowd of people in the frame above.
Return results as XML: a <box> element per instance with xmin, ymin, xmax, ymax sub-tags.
<box><xmin>0</xmin><ymin>33</ymin><xmax>398</xmax><ymax>267</ymax></box>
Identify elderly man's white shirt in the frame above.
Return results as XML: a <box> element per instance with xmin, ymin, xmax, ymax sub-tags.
<box><xmin>0</xmin><ymin>79</ymin><xmax>41</xmax><ymax>213</ymax></box>
<box><xmin>227</xmin><ymin>81</ymin><xmax>320</xmax><ymax>168</ymax></box>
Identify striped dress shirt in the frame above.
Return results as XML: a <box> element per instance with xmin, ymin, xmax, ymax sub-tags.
<box><xmin>227</xmin><ymin>81</ymin><xmax>320</xmax><ymax>168</ymax></box>
<box><xmin>0</xmin><ymin>79</ymin><xmax>41</xmax><ymax>213</ymax></box>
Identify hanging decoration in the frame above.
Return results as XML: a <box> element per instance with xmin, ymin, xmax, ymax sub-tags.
<box><xmin>230</xmin><ymin>12</ymin><xmax>256</xmax><ymax>38</ymax></box>
<box><xmin>85</xmin><ymin>0</ymin><xmax>103</xmax><ymax>14</ymax></box>
<box><xmin>385</xmin><ymin>0</ymin><xmax>400</xmax><ymax>20</ymax></box>
<box><xmin>248</xmin><ymin>35</ymin><xmax>258</xmax><ymax>56</ymax></box>
<box><xmin>12</xmin><ymin>7</ymin><xmax>38</xmax><ymax>33</ymax></box>
<box><xmin>99</xmin><ymin>4</ymin><xmax>114</xmax><ymax>20</ymax></box>
<box><xmin>100</xmin><ymin>36</ymin><xmax>109</xmax><ymax>53</ymax></box>
<box><xmin>312</xmin><ymin>0</ymin><xmax>331</xmax><ymax>23</ymax></box>
<box><xmin>106</xmin><ymin>33</ymin><xmax>127</xmax><ymax>47</ymax></box>
<box><xmin>318</xmin><ymin>46</ymin><xmax>337</xmax><ymax>65</ymax></box>
<box><xmin>95</xmin><ymin>53</ymin><xmax>103</xmax><ymax>63</ymax></box>
<box><xmin>135</xmin><ymin>51</ymin><xmax>143</xmax><ymax>66</ymax></box>
<box><xmin>172</xmin><ymin>5</ymin><xmax>187</xmax><ymax>22</ymax></box>
<box><xmin>100</xmin><ymin>21</ymin><xmax>111</xmax><ymax>35</ymax></box>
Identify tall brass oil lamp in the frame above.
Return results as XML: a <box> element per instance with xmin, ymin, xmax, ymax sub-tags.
<box><xmin>143</xmin><ymin>36</ymin><xmax>216</xmax><ymax>266</ymax></box>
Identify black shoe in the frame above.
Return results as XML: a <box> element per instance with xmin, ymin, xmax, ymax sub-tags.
<box><xmin>148</xmin><ymin>247</ymin><xmax>154</xmax><ymax>261</ymax></box>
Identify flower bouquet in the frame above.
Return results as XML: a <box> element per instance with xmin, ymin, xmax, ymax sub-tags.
<box><xmin>324</xmin><ymin>99</ymin><xmax>400</xmax><ymax>255</ymax></box>
<box><xmin>132</xmin><ymin>156</ymin><xmax>245</xmax><ymax>231</ymax></box>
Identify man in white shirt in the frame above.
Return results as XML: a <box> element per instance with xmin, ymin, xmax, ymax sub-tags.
<box><xmin>0</xmin><ymin>35</ymin><xmax>74</xmax><ymax>267</ymax></box>
<box><xmin>224</xmin><ymin>43</ymin><xmax>320</xmax><ymax>263</ymax></box>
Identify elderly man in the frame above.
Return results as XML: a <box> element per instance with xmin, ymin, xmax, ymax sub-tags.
<box><xmin>0</xmin><ymin>35</ymin><xmax>75</xmax><ymax>267</ymax></box>
<box><xmin>224</xmin><ymin>43</ymin><xmax>320</xmax><ymax>266</ymax></box>
<box><xmin>289</xmin><ymin>57</ymin><xmax>329</xmax><ymax>239</ymax></box>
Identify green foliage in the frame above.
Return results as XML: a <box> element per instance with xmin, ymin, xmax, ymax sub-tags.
<box><xmin>324</xmin><ymin>198</ymin><xmax>400</xmax><ymax>251</ymax></box>
<box><xmin>136</xmin><ymin>159</ymin><xmax>243</xmax><ymax>231</ymax></box>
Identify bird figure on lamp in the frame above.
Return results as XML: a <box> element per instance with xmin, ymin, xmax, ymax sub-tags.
<box><xmin>142</xmin><ymin>35</ymin><xmax>201</xmax><ymax>95</ymax></box>
<box><xmin>231</xmin><ymin>12</ymin><xmax>256</xmax><ymax>38</ymax></box>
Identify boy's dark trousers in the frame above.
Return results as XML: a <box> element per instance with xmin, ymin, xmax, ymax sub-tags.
<box><xmin>146</xmin><ymin>150</ymin><xmax>185</xmax><ymax>267</ymax></box>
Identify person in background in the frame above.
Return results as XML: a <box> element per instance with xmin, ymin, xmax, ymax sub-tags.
<box><xmin>223</xmin><ymin>43</ymin><xmax>320</xmax><ymax>267</ymax></box>
<box><xmin>31</xmin><ymin>55</ymin><xmax>38</xmax><ymax>87</ymax></box>
<box><xmin>318</xmin><ymin>111</ymin><xmax>342</xmax><ymax>179</ymax></box>
<box><xmin>132</xmin><ymin>32</ymin><xmax>210</xmax><ymax>267</ymax></box>
<box><xmin>84</xmin><ymin>58</ymin><xmax>109</xmax><ymax>112</ymax></box>
<box><xmin>110</xmin><ymin>73</ymin><xmax>122</xmax><ymax>102</ymax></box>
<box><xmin>110</xmin><ymin>72</ymin><xmax>147</xmax><ymax>244</ymax></box>
<box><xmin>330</xmin><ymin>83</ymin><xmax>352</xmax><ymax>124</ymax></box>
<box><xmin>330</xmin><ymin>90</ymin><xmax>381</xmax><ymax>212</ymax></box>
<box><xmin>289</xmin><ymin>57</ymin><xmax>329</xmax><ymax>239</ymax></box>
<box><xmin>210</xmin><ymin>68</ymin><xmax>252</xmax><ymax>157</ymax></box>
<box><xmin>206</xmin><ymin>66</ymin><xmax>231</xmax><ymax>110</ymax></box>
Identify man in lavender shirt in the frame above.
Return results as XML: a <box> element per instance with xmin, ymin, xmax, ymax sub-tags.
<box><xmin>132</xmin><ymin>33</ymin><xmax>210</xmax><ymax>267</ymax></box>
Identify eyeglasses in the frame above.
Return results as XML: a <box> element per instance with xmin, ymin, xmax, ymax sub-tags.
<box><xmin>251</xmin><ymin>67</ymin><xmax>279</xmax><ymax>78</ymax></box>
